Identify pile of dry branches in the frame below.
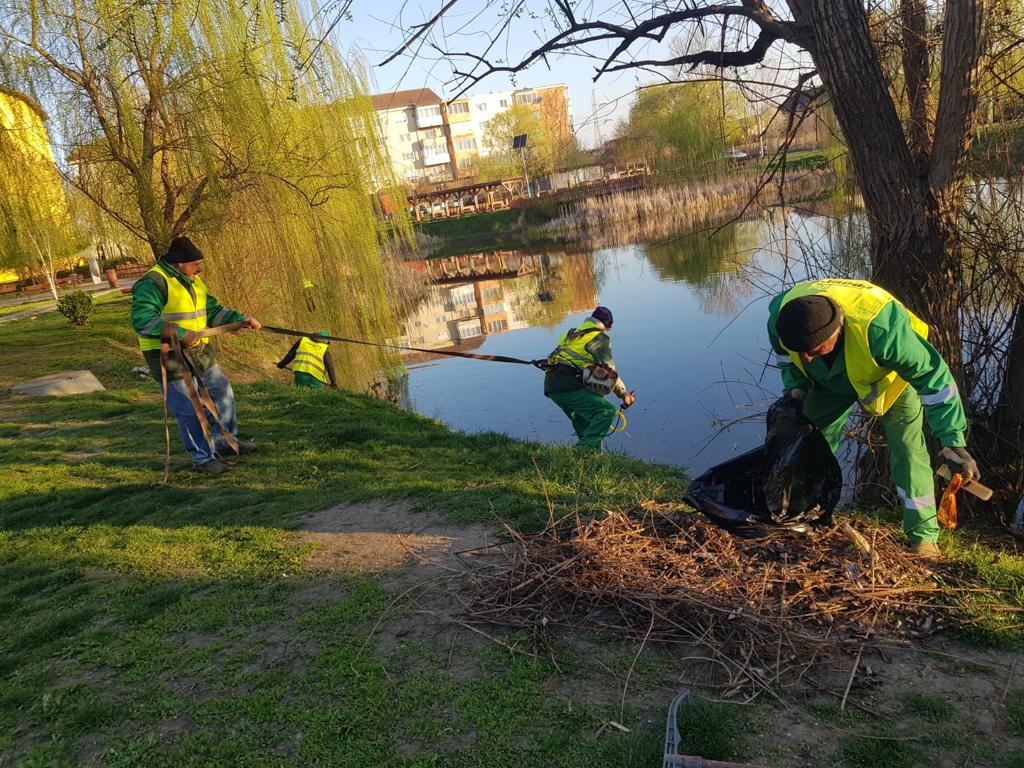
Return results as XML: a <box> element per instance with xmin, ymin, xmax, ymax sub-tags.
<box><xmin>464</xmin><ymin>509</ymin><xmax>975</xmax><ymax>690</ymax></box>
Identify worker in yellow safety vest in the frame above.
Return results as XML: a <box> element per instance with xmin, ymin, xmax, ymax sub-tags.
<box><xmin>277</xmin><ymin>331</ymin><xmax>337</xmax><ymax>389</ymax></box>
<box><xmin>131</xmin><ymin>236</ymin><xmax>261</xmax><ymax>476</ymax></box>
<box><xmin>769</xmin><ymin>278</ymin><xmax>978</xmax><ymax>558</ymax></box>
<box><xmin>545</xmin><ymin>306</ymin><xmax>636</xmax><ymax>450</ymax></box>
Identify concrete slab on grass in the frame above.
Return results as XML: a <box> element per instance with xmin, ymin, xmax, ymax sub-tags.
<box><xmin>12</xmin><ymin>370</ymin><xmax>106</xmax><ymax>397</ymax></box>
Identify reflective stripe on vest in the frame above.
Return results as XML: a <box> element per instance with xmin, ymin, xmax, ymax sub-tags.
<box><xmin>779</xmin><ymin>278</ymin><xmax>930</xmax><ymax>416</ymax></box>
<box><xmin>293</xmin><ymin>337</ymin><xmax>329</xmax><ymax>383</ymax></box>
<box><xmin>137</xmin><ymin>263</ymin><xmax>209</xmax><ymax>352</ymax></box>
<box><xmin>547</xmin><ymin>319</ymin><xmax>605</xmax><ymax>371</ymax></box>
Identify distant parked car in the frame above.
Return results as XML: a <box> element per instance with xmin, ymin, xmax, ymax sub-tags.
<box><xmin>724</xmin><ymin>149</ymin><xmax>750</xmax><ymax>161</ymax></box>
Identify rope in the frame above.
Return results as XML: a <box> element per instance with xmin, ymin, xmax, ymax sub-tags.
<box><xmin>608</xmin><ymin>409</ymin><xmax>628</xmax><ymax>435</ymax></box>
<box><xmin>259</xmin><ymin>324</ymin><xmax>551</xmax><ymax>369</ymax></box>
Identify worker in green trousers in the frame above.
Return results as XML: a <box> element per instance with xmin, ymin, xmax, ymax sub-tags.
<box><xmin>769</xmin><ymin>279</ymin><xmax>979</xmax><ymax>558</ymax></box>
<box><xmin>545</xmin><ymin>306</ymin><xmax>636</xmax><ymax>451</ymax></box>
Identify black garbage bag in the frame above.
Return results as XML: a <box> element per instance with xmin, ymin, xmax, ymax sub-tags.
<box><xmin>683</xmin><ymin>396</ymin><xmax>842</xmax><ymax>536</ymax></box>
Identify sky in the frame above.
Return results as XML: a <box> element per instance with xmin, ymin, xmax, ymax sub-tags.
<box><xmin>344</xmin><ymin>0</ymin><xmax>690</xmax><ymax>149</ymax></box>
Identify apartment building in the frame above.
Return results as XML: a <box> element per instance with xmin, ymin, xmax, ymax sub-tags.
<box><xmin>370</xmin><ymin>84</ymin><xmax>571</xmax><ymax>187</ymax></box>
<box><xmin>370</xmin><ymin>88</ymin><xmax>456</xmax><ymax>185</ymax></box>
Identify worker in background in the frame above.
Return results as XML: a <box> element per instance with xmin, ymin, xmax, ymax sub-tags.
<box><xmin>768</xmin><ymin>278</ymin><xmax>978</xmax><ymax>558</ymax></box>
<box><xmin>544</xmin><ymin>306</ymin><xmax>636</xmax><ymax>451</ymax></box>
<box><xmin>276</xmin><ymin>331</ymin><xmax>337</xmax><ymax>389</ymax></box>
<box><xmin>132</xmin><ymin>236</ymin><xmax>260</xmax><ymax>476</ymax></box>
<box><xmin>302</xmin><ymin>278</ymin><xmax>316</xmax><ymax>312</ymax></box>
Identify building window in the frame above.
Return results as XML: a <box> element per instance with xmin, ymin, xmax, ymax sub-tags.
<box><xmin>448</xmin><ymin>101</ymin><xmax>469</xmax><ymax>115</ymax></box>
<box><xmin>486</xmin><ymin>319</ymin><xmax>508</xmax><ymax>333</ymax></box>
<box><xmin>475</xmin><ymin>102</ymin><xmax>488</xmax><ymax>112</ymax></box>
<box><xmin>455</xmin><ymin>138</ymin><xmax>477</xmax><ymax>152</ymax></box>
<box><xmin>514</xmin><ymin>91</ymin><xmax>539</xmax><ymax>105</ymax></box>
<box><xmin>402</xmin><ymin>152</ymin><xmax>415</xmax><ymax>161</ymax></box>
<box><xmin>419</xmin><ymin>105</ymin><xmax>441</xmax><ymax>118</ymax></box>
<box><xmin>499</xmin><ymin>99</ymin><xmax>509</xmax><ymax>108</ymax></box>
<box><xmin>483</xmin><ymin>303</ymin><xmax>503</xmax><ymax>315</ymax></box>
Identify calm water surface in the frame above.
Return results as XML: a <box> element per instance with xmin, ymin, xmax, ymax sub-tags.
<box><xmin>399</xmin><ymin>208</ymin><xmax>864</xmax><ymax>471</ymax></box>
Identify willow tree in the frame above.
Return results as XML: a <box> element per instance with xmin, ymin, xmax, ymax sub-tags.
<box><xmin>0</xmin><ymin>88</ymin><xmax>81</xmax><ymax>299</ymax></box>
<box><xmin>616</xmin><ymin>82</ymin><xmax>738</xmax><ymax>180</ymax></box>
<box><xmin>2</xmin><ymin>0</ymin><xmax>408</xmax><ymax>386</ymax></box>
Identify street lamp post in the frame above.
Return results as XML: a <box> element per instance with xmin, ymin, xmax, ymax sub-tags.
<box><xmin>512</xmin><ymin>133</ymin><xmax>531</xmax><ymax>198</ymax></box>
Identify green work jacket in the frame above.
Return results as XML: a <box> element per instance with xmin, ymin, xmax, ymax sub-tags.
<box><xmin>131</xmin><ymin>259</ymin><xmax>245</xmax><ymax>380</ymax></box>
<box><xmin>767</xmin><ymin>286</ymin><xmax>967</xmax><ymax>447</ymax></box>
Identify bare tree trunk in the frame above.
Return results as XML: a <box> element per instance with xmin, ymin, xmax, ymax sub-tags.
<box><xmin>786</xmin><ymin>0</ymin><xmax>986</xmax><ymax>376</ymax></box>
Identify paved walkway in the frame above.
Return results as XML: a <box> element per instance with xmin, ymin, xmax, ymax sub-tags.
<box><xmin>0</xmin><ymin>280</ymin><xmax>138</xmax><ymax>325</ymax></box>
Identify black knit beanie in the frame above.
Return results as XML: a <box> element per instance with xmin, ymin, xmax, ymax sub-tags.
<box><xmin>164</xmin><ymin>236</ymin><xmax>204</xmax><ymax>264</ymax></box>
<box><xmin>591</xmin><ymin>306</ymin><xmax>614</xmax><ymax>328</ymax></box>
<box><xmin>776</xmin><ymin>295</ymin><xmax>843</xmax><ymax>351</ymax></box>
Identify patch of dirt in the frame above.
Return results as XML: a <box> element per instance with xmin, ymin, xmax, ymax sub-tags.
<box><xmin>296</xmin><ymin>501</ymin><xmax>495</xmax><ymax>577</ymax></box>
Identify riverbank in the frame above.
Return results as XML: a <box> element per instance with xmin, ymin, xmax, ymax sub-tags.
<box><xmin>2</xmin><ymin>300</ymin><xmax>1023</xmax><ymax>767</ymax></box>
<box><xmin>413</xmin><ymin>169</ymin><xmax>840</xmax><ymax>258</ymax></box>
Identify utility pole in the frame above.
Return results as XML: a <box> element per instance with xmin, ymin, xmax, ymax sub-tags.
<box><xmin>591</xmin><ymin>90</ymin><xmax>603</xmax><ymax>147</ymax></box>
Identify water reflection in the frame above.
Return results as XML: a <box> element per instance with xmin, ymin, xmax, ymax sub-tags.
<box><xmin>398</xmin><ymin>251</ymin><xmax>599</xmax><ymax>356</ymax></box>
<box><xmin>398</xmin><ymin>208</ymin><xmax>867</xmax><ymax>468</ymax></box>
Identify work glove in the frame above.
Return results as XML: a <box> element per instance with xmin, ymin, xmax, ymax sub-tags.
<box><xmin>938</xmin><ymin>446</ymin><xmax>981</xmax><ymax>482</ymax></box>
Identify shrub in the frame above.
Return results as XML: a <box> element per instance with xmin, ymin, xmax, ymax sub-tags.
<box><xmin>57</xmin><ymin>290</ymin><xmax>94</xmax><ymax>327</ymax></box>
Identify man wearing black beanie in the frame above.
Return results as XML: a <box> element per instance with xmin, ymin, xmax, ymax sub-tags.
<box><xmin>768</xmin><ymin>278</ymin><xmax>977</xmax><ymax>558</ymax></box>
<box><xmin>131</xmin><ymin>236</ymin><xmax>262</xmax><ymax>476</ymax></box>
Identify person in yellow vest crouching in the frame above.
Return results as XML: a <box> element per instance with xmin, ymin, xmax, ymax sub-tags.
<box><xmin>132</xmin><ymin>236</ymin><xmax>261</xmax><ymax>476</ymax></box>
<box><xmin>276</xmin><ymin>331</ymin><xmax>337</xmax><ymax>390</ymax></box>
<box><xmin>768</xmin><ymin>279</ymin><xmax>979</xmax><ymax>558</ymax></box>
<box><xmin>544</xmin><ymin>306</ymin><xmax>636</xmax><ymax>451</ymax></box>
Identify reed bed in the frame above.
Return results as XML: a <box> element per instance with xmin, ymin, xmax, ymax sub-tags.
<box><xmin>543</xmin><ymin>170</ymin><xmax>837</xmax><ymax>247</ymax></box>
<box><xmin>461</xmin><ymin>508</ymin><xmax>998</xmax><ymax>693</ymax></box>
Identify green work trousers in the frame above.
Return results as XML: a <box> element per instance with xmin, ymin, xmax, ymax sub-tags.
<box><xmin>294</xmin><ymin>371</ymin><xmax>325</xmax><ymax>389</ymax></box>
<box><xmin>547</xmin><ymin>388</ymin><xmax>619</xmax><ymax>451</ymax></box>
<box><xmin>804</xmin><ymin>386</ymin><xmax>938</xmax><ymax>544</ymax></box>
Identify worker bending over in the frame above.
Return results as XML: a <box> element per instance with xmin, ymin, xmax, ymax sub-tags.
<box><xmin>277</xmin><ymin>331</ymin><xmax>337</xmax><ymax>389</ymax></box>
<box><xmin>132</xmin><ymin>236</ymin><xmax>260</xmax><ymax>476</ymax></box>
<box><xmin>545</xmin><ymin>306</ymin><xmax>636</xmax><ymax>451</ymax></box>
<box><xmin>769</xmin><ymin>278</ymin><xmax>978</xmax><ymax>558</ymax></box>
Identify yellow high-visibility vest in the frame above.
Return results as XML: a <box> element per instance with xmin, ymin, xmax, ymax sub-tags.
<box><xmin>137</xmin><ymin>263</ymin><xmax>209</xmax><ymax>352</ymax></box>
<box><xmin>780</xmin><ymin>278</ymin><xmax>930</xmax><ymax>416</ymax></box>
<box><xmin>293</xmin><ymin>336</ymin><xmax>329</xmax><ymax>383</ymax></box>
<box><xmin>547</xmin><ymin>319</ymin><xmax>605</xmax><ymax>370</ymax></box>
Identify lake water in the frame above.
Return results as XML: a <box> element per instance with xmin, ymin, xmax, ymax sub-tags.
<box><xmin>398</xmin><ymin>206</ymin><xmax>866</xmax><ymax>471</ymax></box>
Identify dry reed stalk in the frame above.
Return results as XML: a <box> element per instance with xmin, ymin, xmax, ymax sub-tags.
<box><xmin>543</xmin><ymin>170</ymin><xmax>837</xmax><ymax>248</ymax></box>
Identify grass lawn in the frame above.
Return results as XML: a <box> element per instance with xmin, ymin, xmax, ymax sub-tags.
<box><xmin>1</xmin><ymin>298</ymin><xmax>1023</xmax><ymax>767</ymax></box>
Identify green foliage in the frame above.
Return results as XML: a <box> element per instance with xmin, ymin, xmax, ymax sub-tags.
<box><xmin>476</xmin><ymin>104</ymin><xmax>556</xmax><ymax>182</ymax></box>
<box><xmin>56</xmin><ymin>290</ymin><xmax>94</xmax><ymax>327</ymax></box>
<box><xmin>0</xmin><ymin>92</ymin><xmax>83</xmax><ymax>280</ymax></box>
<box><xmin>615</xmin><ymin>82</ymin><xmax>733</xmax><ymax>180</ymax></box>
